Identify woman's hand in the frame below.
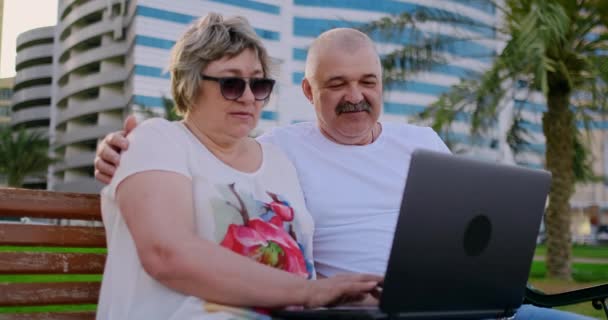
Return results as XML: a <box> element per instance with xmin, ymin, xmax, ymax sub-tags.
<box><xmin>303</xmin><ymin>274</ymin><xmax>383</xmax><ymax>308</ymax></box>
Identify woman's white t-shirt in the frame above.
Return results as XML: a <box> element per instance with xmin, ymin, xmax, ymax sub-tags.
<box><xmin>96</xmin><ymin>119</ymin><xmax>315</xmax><ymax>320</ymax></box>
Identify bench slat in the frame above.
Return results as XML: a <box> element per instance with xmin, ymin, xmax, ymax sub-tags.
<box><xmin>0</xmin><ymin>282</ymin><xmax>101</xmax><ymax>306</ymax></box>
<box><xmin>0</xmin><ymin>312</ymin><xmax>95</xmax><ymax>320</ymax></box>
<box><xmin>0</xmin><ymin>224</ymin><xmax>106</xmax><ymax>247</ymax></box>
<box><xmin>0</xmin><ymin>189</ymin><xmax>101</xmax><ymax>221</ymax></box>
<box><xmin>0</xmin><ymin>252</ymin><xmax>106</xmax><ymax>274</ymax></box>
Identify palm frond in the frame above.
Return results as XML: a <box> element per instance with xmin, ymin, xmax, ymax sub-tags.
<box><xmin>360</xmin><ymin>7</ymin><xmax>498</xmax><ymax>84</ymax></box>
<box><xmin>137</xmin><ymin>96</ymin><xmax>182</xmax><ymax>121</ymax></box>
<box><xmin>572</xmin><ymin>128</ymin><xmax>603</xmax><ymax>183</ymax></box>
<box><xmin>161</xmin><ymin>97</ymin><xmax>182</xmax><ymax>121</ymax></box>
<box><xmin>359</xmin><ymin>7</ymin><xmax>495</xmax><ymax>37</ymax></box>
<box><xmin>381</xmin><ymin>41</ymin><xmax>446</xmax><ymax>84</ymax></box>
<box><xmin>0</xmin><ymin>127</ymin><xmax>57</xmax><ymax>187</ymax></box>
<box><xmin>506</xmin><ymin>115</ymin><xmax>531</xmax><ymax>155</ymax></box>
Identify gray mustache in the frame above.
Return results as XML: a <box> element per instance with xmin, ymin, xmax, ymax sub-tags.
<box><xmin>335</xmin><ymin>101</ymin><xmax>372</xmax><ymax>115</ymax></box>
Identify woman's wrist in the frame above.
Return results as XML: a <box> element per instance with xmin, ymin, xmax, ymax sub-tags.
<box><xmin>293</xmin><ymin>278</ymin><xmax>314</xmax><ymax>308</ymax></box>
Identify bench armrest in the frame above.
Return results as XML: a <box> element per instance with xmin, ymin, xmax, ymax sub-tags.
<box><xmin>524</xmin><ymin>284</ymin><xmax>608</xmax><ymax>318</ymax></box>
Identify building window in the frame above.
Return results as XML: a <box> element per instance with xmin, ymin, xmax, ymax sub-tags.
<box><xmin>0</xmin><ymin>88</ymin><xmax>13</xmax><ymax>100</ymax></box>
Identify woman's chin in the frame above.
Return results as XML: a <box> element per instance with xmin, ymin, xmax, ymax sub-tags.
<box><xmin>227</xmin><ymin>126</ymin><xmax>257</xmax><ymax>140</ymax></box>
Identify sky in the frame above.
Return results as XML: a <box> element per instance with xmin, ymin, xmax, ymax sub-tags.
<box><xmin>0</xmin><ymin>0</ymin><xmax>58</xmax><ymax>78</ymax></box>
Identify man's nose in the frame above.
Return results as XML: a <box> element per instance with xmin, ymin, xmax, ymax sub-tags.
<box><xmin>344</xmin><ymin>84</ymin><xmax>364</xmax><ymax>104</ymax></box>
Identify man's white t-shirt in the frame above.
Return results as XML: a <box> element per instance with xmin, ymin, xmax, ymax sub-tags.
<box><xmin>258</xmin><ymin>121</ymin><xmax>450</xmax><ymax>277</ymax></box>
<box><xmin>97</xmin><ymin>119</ymin><xmax>315</xmax><ymax>320</ymax></box>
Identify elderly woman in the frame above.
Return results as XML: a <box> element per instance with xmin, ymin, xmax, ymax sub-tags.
<box><xmin>96</xmin><ymin>13</ymin><xmax>381</xmax><ymax>320</ymax></box>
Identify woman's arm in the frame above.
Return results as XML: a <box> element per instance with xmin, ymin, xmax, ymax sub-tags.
<box><xmin>116</xmin><ymin>171</ymin><xmax>380</xmax><ymax>308</ymax></box>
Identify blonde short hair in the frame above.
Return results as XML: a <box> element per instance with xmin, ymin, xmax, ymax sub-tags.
<box><xmin>169</xmin><ymin>13</ymin><xmax>271</xmax><ymax>115</ymax></box>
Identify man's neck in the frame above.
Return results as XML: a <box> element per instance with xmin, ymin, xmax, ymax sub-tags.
<box><xmin>318</xmin><ymin>122</ymin><xmax>380</xmax><ymax>146</ymax></box>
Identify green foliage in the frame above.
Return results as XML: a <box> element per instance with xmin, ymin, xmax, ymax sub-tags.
<box><xmin>364</xmin><ymin>0</ymin><xmax>608</xmax><ymax>279</ymax></box>
<box><xmin>360</xmin><ymin>9</ymin><xmax>494</xmax><ymax>86</ymax></box>
<box><xmin>371</xmin><ymin>0</ymin><xmax>608</xmax><ymax>156</ymax></box>
<box><xmin>529</xmin><ymin>261</ymin><xmax>608</xmax><ymax>282</ymax></box>
<box><xmin>161</xmin><ymin>96</ymin><xmax>182</xmax><ymax>121</ymax></box>
<box><xmin>0</xmin><ymin>127</ymin><xmax>57</xmax><ymax>187</ymax></box>
<box><xmin>139</xmin><ymin>96</ymin><xmax>183</xmax><ymax>121</ymax></box>
<box><xmin>0</xmin><ymin>304</ymin><xmax>97</xmax><ymax>314</ymax></box>
<box><xmin>535</xmin><ymin>245</ymin><xmax>608</xmax><ymax>260</ymax></box>
<box><xmin>572</xmin><ymin>131</ymin><xmax>603</xmax><ymax>183</ymax></box>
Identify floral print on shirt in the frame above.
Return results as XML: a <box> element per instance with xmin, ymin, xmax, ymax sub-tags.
<box><xmin>211</xmin><ymin>183</ymin><xmax>314</xmax><ymax>278</ymax></box>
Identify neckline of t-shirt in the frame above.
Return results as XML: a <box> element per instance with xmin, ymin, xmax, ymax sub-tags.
<box><xmin>312</xmin><ymin>122</ymin><xmax>387</xmax><ymax>150</ymax></box>
<box><xmin>177</xmin><ymin>121</ymin><xmax>266</xmax><ymax>177</ymax></box>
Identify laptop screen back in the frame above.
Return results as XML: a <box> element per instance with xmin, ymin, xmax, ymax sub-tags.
<box><xmin>380</xmin><ymin>149</ymin><xmax>551</xmax><ymax>318</ymax></box>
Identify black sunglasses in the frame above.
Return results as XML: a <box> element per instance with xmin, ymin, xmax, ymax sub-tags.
<box><xmin>200</xmin><ymin>74</ymin><xmax>275</xmax><ymax>101</ymax></box>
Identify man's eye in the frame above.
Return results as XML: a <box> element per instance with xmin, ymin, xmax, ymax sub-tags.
<box><xmin>362</xmin><ymin>81</ymin><xmax>376</xmax><ymax>86</ymax></box>
<box><xmin>328</xmin><ymin>83</ymin><xmax>344</xmax><ymax>88</ymax></box>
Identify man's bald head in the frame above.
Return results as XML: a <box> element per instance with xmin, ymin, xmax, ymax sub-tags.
<box><xmin>304</xmin><ymin>28</ymin><xmax>380</xmax><ymax>79</ymax></box>
<box><xmin>300</xmin><ymin>28</ymin><xmax>383</xmax><ymax>146</ymax></box>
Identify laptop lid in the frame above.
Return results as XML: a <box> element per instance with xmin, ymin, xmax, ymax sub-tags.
<box><xmin>380</xmin><ymin>149</ymin><xmax>551</xmax><ymax>318</ymax></box>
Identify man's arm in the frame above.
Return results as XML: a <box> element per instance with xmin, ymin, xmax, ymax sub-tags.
<box><xmin>94</xmin><ymin>115</ymin><xmax>137</xmax><ymax>184</ymax></box>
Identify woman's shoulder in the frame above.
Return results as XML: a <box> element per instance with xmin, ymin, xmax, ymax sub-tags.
<box><xmin>134</xmin><ymin>118</ymin><xmax>181</xmax><ymax>133</ymax></box>
<box><xmin>129</xmin><ymin>118</ymin><xmax>188</xmax><ymax>142</ymax></box>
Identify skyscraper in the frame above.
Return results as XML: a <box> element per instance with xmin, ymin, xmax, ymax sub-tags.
<box><xmin>46</xmin><ymin>0</ymin><xmax>514</xmax><ymax>191</ymax></box>
<box><xmin>0</xmin><ymin>0</ymin><xmax>4</xmax><ymax>59</ymax></box>
<box><xmin>11</xmin><ymin>26</ymin><xmax>53</xmax><ymax>135</ymax></box>
<box><xmin>0</xmin><ymin>77</ymin><xmax>12</xmax><ymax>126</ymax></box>
<box><xmin>45</xmin><ymin>0</ymin><xmax>608</xmax><ymax>226</ymax></box>
<box><xmin>0</xmin><ymin>0</ymin><xmax>11</xmax><ymax>126</ymax></box>
<box><xmin>50</xmin><ymin>0</ymin><xmax>131</xmax><ymax>192</ymax></box>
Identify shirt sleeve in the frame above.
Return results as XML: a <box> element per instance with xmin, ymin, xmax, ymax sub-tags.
<box><xmin>107</xmin><ymin>118</ymin><xmax>191</xmax><ymax>198</ymax></box>
<box><xmin>427</xmin><ymin>127</ymin><xmax>452</xmax><ymax>155</ymax></box>
<box><xmin>256</xmin><ymin>128</ymin><xmax>278</xmax><ymax>145</ymax></box>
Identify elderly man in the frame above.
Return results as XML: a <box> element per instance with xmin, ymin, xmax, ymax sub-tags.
<box><xmin>94</xmin><ymin>28</ymin><xmax>591</xmax><ymax>319</ymax></box>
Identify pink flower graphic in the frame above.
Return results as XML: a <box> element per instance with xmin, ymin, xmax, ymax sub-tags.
<box><xmin>220</xmin><ymin>184</ymin><xmax>308</xmax><ymax>278</ymax></box>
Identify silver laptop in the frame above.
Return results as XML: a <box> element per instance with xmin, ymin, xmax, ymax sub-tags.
<box><xmin>273</xmin><ymin>149</ymin><xmax>551</xmax><ymax>319</ymax></box>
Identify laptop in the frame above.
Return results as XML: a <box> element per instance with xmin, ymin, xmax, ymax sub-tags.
<box><xmin>273</xmin><ymin>149</ymin><xmax>551</xmax><ymax>320</ymax></box>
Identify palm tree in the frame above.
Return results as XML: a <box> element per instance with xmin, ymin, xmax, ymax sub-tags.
<box><xmin>0</xmin><ymin>126</ymin><xmax>56</xmax><ymax>187</ymax></box>
<box><xmin>138</xmin><ymin>96</ymin><xmax>183</xmax><ymax>121</ymax></box>
<box><xmin>364</xmin><ymin>0</ymin><xmax>608</xmax><ymax>279</ymax></box>
<box><xmin>160</xmin><ymin>96</ymin><xmax>182</xmax><ymax>121</ymax></box>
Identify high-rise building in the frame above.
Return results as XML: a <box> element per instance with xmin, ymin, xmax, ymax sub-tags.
<box><xmin>0</xmin><ymin>0</ymin><xmax>5</xmax><ymax>61</ymax></box>
<box><xmin>0</xmin><ymin>75</ymin><xmax>10</xmax><ymax>187</ymax></box>
<box><xmin>7</xmin><ymin>26</ymin><xmax>55</xmax><ymax>189</ymax></box>
<box><xmin>49</xmin><ymin>0</ymin><xmax>131</xmax><ymax>192</ymax></box>
<box><xmin>49</xmin><ymin>0</ymin><xmax>502</xmax><ymax>192</ymax></box>
<box><xmin>46</xmin><ymin>0</ymin><xmax>608</xmax><ymax>228</ymax></box>
<box><xmin>49</xmin><ymin>0</ymin><xmax>501</xmax><ymax>192</ymax></box>
<box><xmin>11</xmin><ymin>26</ymin><xmax>54</xmax><ymax>133</ymax></box>
<box><xmin>0</xmin><ymin>77</ymin><xmax>12</xmax><ymax>126</ymax></box>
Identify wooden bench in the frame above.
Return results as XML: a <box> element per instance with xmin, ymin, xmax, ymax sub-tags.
<box><xmin>0</xmin><ymin>187</ymin><xmax>607</xmax><ymax>319</ymax></box>
<box><xmin>0</xmin><ymin>188</ymin><xmax>104</xmax><ymax>320</ymax></box>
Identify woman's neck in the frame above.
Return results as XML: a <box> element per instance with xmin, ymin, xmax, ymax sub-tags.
<box><xmin>183</xmin><ymin>118</ymin><xmax>261</xmax><ymax>172</ymax></box>
<box><xmin>184</xmin><ymin>118</ymin><xmax>242</xmax><ymax>155</ymax></box>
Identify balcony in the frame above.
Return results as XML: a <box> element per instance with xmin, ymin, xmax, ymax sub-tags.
<box><xmin>54</xmin><ymin>123</ymin><xmax>122</xmax><ymax>147</ymax></box>
<box><xmin>10</xmin><ymin>106</ymin><xmax>50</xmax><ymax>127</ymax></box>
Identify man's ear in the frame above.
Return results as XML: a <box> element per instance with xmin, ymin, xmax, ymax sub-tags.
<box><xmin>302</xmin><ymin>78</ymin><xmax>313</xmax><ymax>103</ymax></box>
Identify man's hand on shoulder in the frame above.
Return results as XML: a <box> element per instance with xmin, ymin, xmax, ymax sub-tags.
<box><xmin>94</xmin><ymin>115</ymin><xmax>137</xmax><ymax>184</ymax></box>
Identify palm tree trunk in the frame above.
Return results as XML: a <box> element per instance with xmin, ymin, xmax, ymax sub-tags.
<box><xmin>542</xmin><ymin>85</ymin><xmax>574</xmax><ymax>280</ymax></box>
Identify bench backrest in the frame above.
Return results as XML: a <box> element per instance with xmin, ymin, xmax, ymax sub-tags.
<box><xmin>0</xmin><ymin>188</ymin><xmax>104</xmax><ymax>320</ymax></box>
